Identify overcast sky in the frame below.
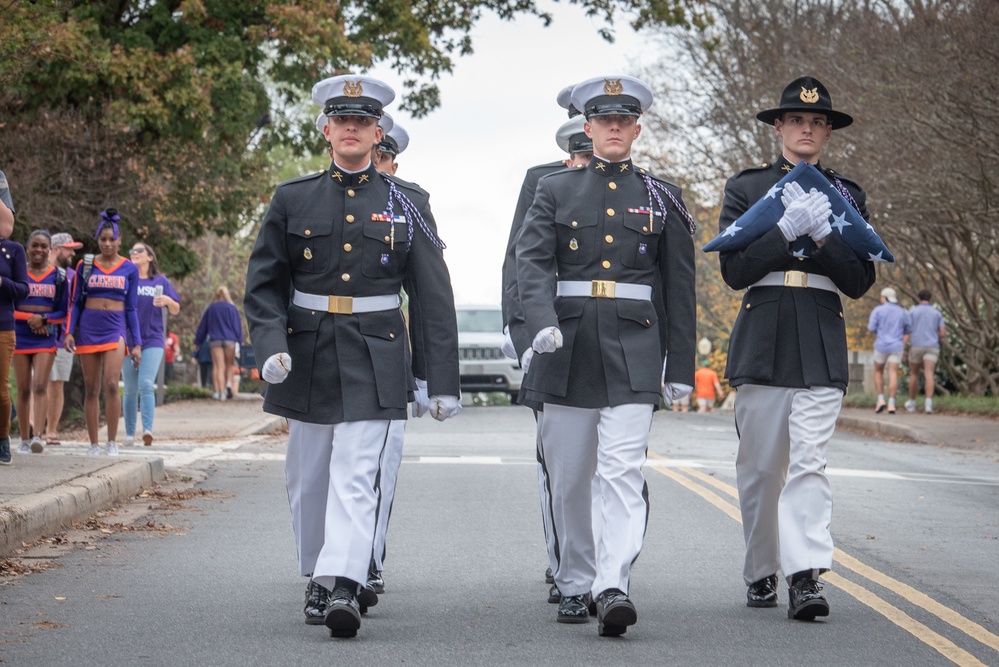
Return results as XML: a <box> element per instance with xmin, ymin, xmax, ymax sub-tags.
<box><xmin>365</xmin><ymin>4</ymin><xmax>659</xmax><ymax>306</ymax></box>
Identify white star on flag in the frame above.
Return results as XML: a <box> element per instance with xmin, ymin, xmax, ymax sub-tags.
<box><xmin>792</xmin><ymin>248</ymin><xmax>808</xmax><ymax>258</ymax></box>
<box><xmin>765</xmin><ymin>184</ymin><xmax>782</xmax><ymax>200</ymax></box>
<box><xmin>868</xmin><ymin>251</ymin><xmax>886</xmax><ymax>262</ymax></box>
<box><xmin>721</xmin><ymin>223</ymin><xmax>743</xmax><ymax>238</ymax></box>
<box><xmin>830</xmin><ymin>211</ymin><xmax>851</xmax><ymax>234</ymax></box>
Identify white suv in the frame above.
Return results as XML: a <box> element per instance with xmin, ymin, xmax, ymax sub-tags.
<box><xmin>456</xmin><ymin>306</ymin><xmax>523</xmax><ymax>401</ymax></box>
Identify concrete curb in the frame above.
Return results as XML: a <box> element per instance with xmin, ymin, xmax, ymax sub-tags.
<box><xmin>836</xmin><ymin>414</ymin><xmax>924</xmax><ymax>443</ymax></box>
<box><xmin>236</xmin><ymin>415</ymin><xmax>286</xmax><ymax>437</ymax></box>
<box><xmin>0</xmin><ymin>458</ymin><xmax>166</xmax><ymax>557</ymax></box>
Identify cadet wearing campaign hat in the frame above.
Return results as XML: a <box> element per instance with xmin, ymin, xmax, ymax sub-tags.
<box><xmin>717</xmin><ymin>76</ymin><xmax>874</xmax><ymax>621</ymax></box>
<box><xmin>517</xmin><ymin>75</ymin><xmax>696</xmax><ymax>637</ymax></box>
<box><xmin>247</xmin><ymin>73</ymin><xmax>460</xmax><ymax>640</ymax></box>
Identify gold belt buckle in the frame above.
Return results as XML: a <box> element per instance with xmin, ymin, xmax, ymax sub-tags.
<box><xmin>784</xmin><ymin>271</ymin><xmax>808</xmax><ymax>288</ymax></box>
<box><xmin>591</xmin><ymin>280</ymin><xmax>616</xmax><ymax>298</ymax></box>
<box><xmin>328</xmin><ymin>295</ymin><xmax>354</xmax><ymax>314</ymax></box>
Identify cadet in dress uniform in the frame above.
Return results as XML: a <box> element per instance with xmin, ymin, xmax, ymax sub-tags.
<box><xmin>516</xmin><ymin>75</ymin><xmax>696</xmax><ymax>637</ymax></box>
<box><xmin>501</xmin><ymin>93</ymin><xmax>595</xmax><ymax>602</ymax></box>
<box><xmin>718</xmin><ymin>76</ymin><xmax>875</xmax><ymax>621</ymax></box>
<box><xmin>245</xmin><ymin>75</ymin><xmax>460</xmax><ymax>639</ymax></box>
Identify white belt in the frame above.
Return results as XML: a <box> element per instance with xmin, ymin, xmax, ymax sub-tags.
<box><xmin>556</xmin><ymin>280</ymin><xmax>652</xmax><ymax>300</ymax></box>
<box><xmin>749</xmin><ymin>271</ymin><xmax>837</xmax><ymax>293</ymax></box>
<box><xmin>292</xmin><ymin>289</ymin><xmax>400</xmax><ymax>314</ymax></box>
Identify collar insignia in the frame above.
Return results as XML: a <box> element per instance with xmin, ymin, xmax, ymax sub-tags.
<box><xmin>595</xmin><ymin>161</ymin><xmax>607</xmax><ymax>171</ymax></box>
<box><xmin>781</xmin><ymin>164</ymin><xmax>792</xmax><ymax>173</ymax></box>
<box><xmin>619</xmin><ymin>163</ymin><xmax>630</xmax><ymax>173</ymax></box>
<box><xmin>358</xmin><ymin>174</ymin><xmax>369</xmax><ymax>184</ymax></box>
<box><xmin>343</xmin><ymin>80</ymin><xmax>364</xmax><ymax>98</ymax></box>
<box><xmin>331</xmin><ymin>171</ymin><xmax>344</xmax><ymax>182</ymax></box>
<box><xmin>603</xmin><ymin>79</ymin><xmax>623</xmax><ymax>96</ymax></box>
<box><xmin>799</xmin><ymin>87</ymin><xmax>819</xmax><ymax>104</ymax></box>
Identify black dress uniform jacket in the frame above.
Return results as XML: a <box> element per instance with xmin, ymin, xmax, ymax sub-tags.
<box><xmin>517</xmin><ymin>157</ymin><xmax>696</xmax><ymax>409</ymax></box>
<box><xmin>720</xmin><ymin>156</ymin><xmax>876</xmax><ymax>391</ymax></box>
<box><xmin>501</xmin><ymin>160</ymin><xmax>568</xmax><ymax>357</ymax></box>
<box><xmin>245</xmin><ymin>162</ymin><xmax>460</xmax><ymax>424</ymax></box>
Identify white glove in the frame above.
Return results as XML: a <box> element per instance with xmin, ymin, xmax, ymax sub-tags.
<box><xmin>520</xmin><ymin>348</ymin><xmax>534</xmax><ymax>373</ymax></box>
<box><xmin>429</xmin><ymin>395</ymin><xmax>461</xmax><ymax>422</ymax></box>
<box><xmin>661</xmin><ymin>383</ymin><xmax>693</xmax><ymax>407</ymax></box>
<box><xmin>776</xmin><ymin>182</ymin><xmax>813</xmax><ymax>241</ymax></box>
<box><xmin>501</xmin><ymin>326</ymin><xmax>517</xmax><ymax>360</ymax></box>
<box><xmin>411</xmin><ymin>378</ymin><xmax>429</xmax><ymax>418</ymax></box>
<box><xmin>532</xmin><ymin>326</ymin><xmax>563</xmax><ymax>354</ymax></box>
<box><xmin>805</xmin><ymin>189</ymin><xmax>833</xmax><ymax>241</ymax></box>
<box><xmin>262</xmin><ymin>352</ymin><xmax>291</xmax><ymax>384</ymax></box>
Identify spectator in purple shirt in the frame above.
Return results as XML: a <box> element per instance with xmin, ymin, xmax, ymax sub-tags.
<box><xmin>122</xmin><ymin>242</ymin><xmax>180</xmax><ymax>447</ymax></box>
<box><xmin>194</xmin><ymin>285</ymin><xmax>244</xmax><ymax>400</ymax></box>
<box><xmin>868</xmin><ymin>287</ymin><xmax>912</xmax><ymax>414</ymax></box>
<box><xmin>906</xmin><ymin>289</ymin><xmax>946</xmax><ymax>414</ymax></box>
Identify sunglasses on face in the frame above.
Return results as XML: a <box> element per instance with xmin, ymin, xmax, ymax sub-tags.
<box><xmin>129</xmin><ymin>248</ymin><xmax>146</xmax><ymax>255</ymax></box>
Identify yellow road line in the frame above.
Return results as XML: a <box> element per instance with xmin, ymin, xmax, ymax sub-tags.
<box><xmin>646</xmin><ymin>452</ymin><xmax>998</xmax><ymax>665</ymax></box>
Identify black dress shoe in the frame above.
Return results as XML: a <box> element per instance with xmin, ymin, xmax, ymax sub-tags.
<box><xmin>788</xmin><ymin>577</ymin><xmax>830</xmax><ymax>621</ymax></box>
<box><xmin>325</xmin><ymin>581</ymin><xmax>362</xmax><ymax>638</ymax></box>
<box><xmin>304</xmin><ymin>579</ymin><xmax>332</xmax><ymax>625</ymax></box>
<box><xmin>547</xmin><ymin>583</ymin><xmax>561</xmax><ymax>604</ymax></box>
<box><xmin>545</xmin><ymin>567</ymin><xmax>554</xmax><ymax>584</ymax></box>
<box><xmin>557</xmin><ymin>593</ymin><xmax>592</xmax><ymax>623</ymax></box>
<box><xmin>595</xmin><ymin>588</ymin><xmax>637</xmax><ymax>637</ymax></box>
<box><xmin>357</xmin><ymin>584</ymin><xmax>379</xmax><ymax>611</ymax></box>
<box><xmin>747</xmin><ymin>574</ymin><xmax>778</xmax><ymax>608</ymax></box>
<box><xmin>367</xmin><ymin>569</ymin><xmax>385</xmax><ymax>594</ymax></box>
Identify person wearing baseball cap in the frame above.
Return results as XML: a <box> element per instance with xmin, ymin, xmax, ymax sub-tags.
<box><xmin>717</xmin><ymin>76</ymin><xmax>876</xmax><ymax>622</ymax></box>
<box><xmin>869</xmin><ymin>286</ymin><xmax>911</xmax><ymax>414</ymax></box>
<box><xmin>42</xmin><ymin>233</ymin><xmax>82</xmax><ymax>446</ymax></box>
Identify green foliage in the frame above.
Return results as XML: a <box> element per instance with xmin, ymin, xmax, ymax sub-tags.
<box><xmin>164</xmin><ymin>383</ymin><xmax>214</xmax><ymax>403</ymax></box>
<box><xmin>842</xmin><ymin>392</ymin><xmax>999</xmax><ymax>417</ymax></box>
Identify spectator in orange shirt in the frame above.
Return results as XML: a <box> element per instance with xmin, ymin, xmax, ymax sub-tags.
<box><xmin>694</xmin><ymin>361</ymin><xmax>725</xmax><ymax>413</ymax></box>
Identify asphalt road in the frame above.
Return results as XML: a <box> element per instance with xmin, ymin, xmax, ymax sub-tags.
<box><xmin>2</xmin><ymin>407</ymin><xmax>997</xmax><ymax>666</ymax></box>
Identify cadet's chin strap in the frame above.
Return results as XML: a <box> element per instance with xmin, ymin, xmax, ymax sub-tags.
<box><xmin>383</xmin><ymin>177</ymin><xmax>446</xmax><ymax>250</ymax></box>
<box><xmin>640</xmin><ymin>173</ymin><xmax>697</xmax><ymax>236</ymax></box>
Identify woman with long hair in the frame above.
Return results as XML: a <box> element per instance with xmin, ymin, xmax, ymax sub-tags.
<box><xmin>13</xmin><ymin>230</ymin><xmax>69</xmax><ymax>454</ymax></box>
<box><xmin>0</xmin><ymin>227</ymin><xmax>29</xmax><ymax>465</ymax></box>
<box><xmin>193</xmin><ymin>285</ymin><xmax>244</xmax><ymax>400</ymax></box>
<box><xmin>64</xmin><ymin>209</ymin><xmax>142</xmax><ymax>456</ymax></box>
<box><xmin>121</xmin><ymin>241</ymin><xmax>180</xmax><ymax>447</ymax></box>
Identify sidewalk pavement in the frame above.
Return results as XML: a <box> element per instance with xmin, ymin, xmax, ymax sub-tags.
<box><xmin>2</xmin><ymin>395</ymin><xmax>996</xmax><ymax>557</ymax></box>
<box><xmin>1</xmin><ymin>393</ymin><xmax>283</xmax><ymax>556</ymax></box>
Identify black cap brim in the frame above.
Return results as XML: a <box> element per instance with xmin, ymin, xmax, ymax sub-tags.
<box><xmin>756</xmin><ymin>106</ymin><xmax>854</xmax><ymax>129</ymax></box>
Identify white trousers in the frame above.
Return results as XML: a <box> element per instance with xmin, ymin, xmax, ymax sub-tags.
<box><xmin>734</xmin><ymin>384</ymin><xmax>841</xmax><ymax>585</ymax></box>
<box><xmin>372</xmin><ymin>420</ymin><xmax>406</xmax><ymax>571</ymax></box>
<box><xmin>285</xmin><ymin>418</ymin><xmax>394</xmax><ymax>590</ymax></box>
<box><xmin>541</xmin><ymin>403</ymin><xmax>652</xmax><ymax>597</ymax></box>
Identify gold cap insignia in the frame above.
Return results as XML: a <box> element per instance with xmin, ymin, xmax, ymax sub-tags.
<box><xmin>343</xmin><ymin>80</ymin><xmax>364</xmax><ymax>98</ymax></box>
<box><xmin>603</xmin><ymin>79</ymin><xmax>623</xmax><ymax>96</ymax></box>
<box><xmin>304</xmin><ymin>248</ymin><xmax>313</xmax><ymax>260</ymax></box>
<box><xmin>569</xmin><ymin>238</ymin><xmax>579</xmax><ymax>251</ymax></box>
<box><xmin>799</xmin><ymin>87</ymin><xmax>819</xmax><ymax>104</ymax></box>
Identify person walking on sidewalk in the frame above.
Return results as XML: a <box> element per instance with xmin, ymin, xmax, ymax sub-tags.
<box><xmin>13</xmin><ymin>230</ymin><xmax>69</xmax><ymax>454</ymax></box>
<box><xmin>64</xmin><ymin>209</ymin><xmax>143</xmax><ymax>457</ymax></box>
<box><xmin>868</xmin><ymin>286</ymin><xmax>911</xmax><ymax>414</ymax></box>
<box><xmin>245</xmin><ymin>74</ymin><xmax>460</xmax><ymax>639</ymax></box>
<box><xmin>193</xmin><ymin>286</ymin><xmax>243</xmax><ymax>400</ymax></box>
<box><xmin>717</xmin><ymin>76</ymin><xmax>875</xmax><ymax>621</ymax></box>
<box><xmin>694</xmin><ymin>361</ymin><xmax>725</xmax><ymax>413</ymax></box>
<box><xmin>906</xmin><ymin>289</ymin><xmax>945</xmax><ymax>414</ymax></box>
<box><xmin>121</xmin><ymin>242</ymin><xmax>180</xmax><ymax>447</ymax></box>
<box><xmin>42</xmin><ymin>232</ymin><xmax>81</xmax><ymax>446</ymax></box>
<box><xmin>0</xmin><ymin>181</ymin><xmax>30</xmax><ymax>465</ymax></box>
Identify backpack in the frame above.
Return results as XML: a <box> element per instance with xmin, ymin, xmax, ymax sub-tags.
<box><xmin>47</xmin><ymin>267</ymin><xmax>68</xmax><ymax>337</ymax></box>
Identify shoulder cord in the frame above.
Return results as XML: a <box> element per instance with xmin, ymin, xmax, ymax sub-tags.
<box><xmin>640</xmin><ymin>174</ymin><xmax>697</xmax><ymax>236</ymax></box>
<box><xmin>383</xmin><ymin>177</ymin><xmax>446</xmax><ymax>250</ymax></box>
<box><xmin>832</xmin><ymin>176</ymin><xmax>863</xmax><ymax>215</ymax></box>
